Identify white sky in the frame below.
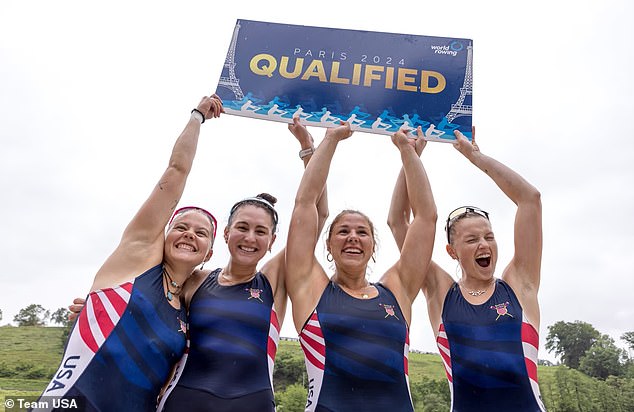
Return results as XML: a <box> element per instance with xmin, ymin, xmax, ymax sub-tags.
<box><xmin>1</xmin><ymin>0</ymin><xmax>633</xmax><ymax>362</ymax></box>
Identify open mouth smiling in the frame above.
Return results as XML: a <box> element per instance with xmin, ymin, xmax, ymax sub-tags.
<box><xmin>475</xmin><ymin>253</ymin><xmax>491</xmax><ymax>267</ymax></box>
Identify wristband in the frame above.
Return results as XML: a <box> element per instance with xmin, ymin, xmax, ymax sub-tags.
<box><xmin>191</xmin><ymin>108</ymin><xmax>205</xmax><ymax>124</ymax></box>
<box><xmin>299</xmin><ymin>147</ymin><xmax>314</xmax><ymax>159</ymax></box>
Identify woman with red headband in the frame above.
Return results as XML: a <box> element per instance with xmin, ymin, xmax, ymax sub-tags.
<box><xmin>39</xmin><ymin>95</ymin><xmax>223</xmax><ymax>411</ymax></box>
<box><xmin>388</xmin><ymin>128</ymin><xmax>545</xmax><ymax>412</ymax></box>
<box><xmin>68</xmin><ymin>116</ymin><xmax>327</xmax><ymax>411</ymax></box>
<box><xmin>157</xmin><ymin>116</ymin><xmax>329</xmax><ymax>411</ymax></box>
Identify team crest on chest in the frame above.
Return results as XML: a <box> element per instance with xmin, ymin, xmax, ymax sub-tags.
<box><xmin>245</xmin><ymin>288</ymin><xmax>264</xmax><ymax>302</ymax></box>
<box><xmin>177</xmin><ymin>317</ymin><xmax>187</xmax><ymax>334</ymax></box>
<box><xmin>490</xmin><ymin>301</ymin><xmax>514</xmax><ymax>320</ymax></box>
<box><xmin>379</xmin><ymin>303</ymin><xmax>399</xmax><ymax>320</ymax></box>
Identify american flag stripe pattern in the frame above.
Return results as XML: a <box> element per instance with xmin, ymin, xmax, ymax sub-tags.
<box><xmin>78</xmin><ymin>282</ymin><xmax>133</xmax><ymax>353</ymax></box>
<box><xmin>522</xmin><ymin>314</ymin><xmax>546</xmax><ymax>412</ymax></box>
<box><xmin>436</xmin><ymin>323</ymin><xmax>453</xmax><ymax>383</ymax></box>
<box><xmin>300</xmin><ymin>311</ymin><xmax>326</xmax><ymax>412</ymax></box>
<box><xmin>267</xmin><ymin>307</ymin><xmax>281</xmax><ymax>389</ymax></box>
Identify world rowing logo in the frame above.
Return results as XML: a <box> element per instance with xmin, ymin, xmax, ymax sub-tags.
<box><xmin>490</xmin><ymin>301</ymin><xmax>514</xmax><ymax>321</ymax></box>
<box><xmin>246</xmin><ymin>288</ymin><xmax>264</xmax><ymax>302</ymax></box>
<box><xmin>379</xmin><ymin>303</ymin><xmax>399</xmax><ymax>320</ymax></box>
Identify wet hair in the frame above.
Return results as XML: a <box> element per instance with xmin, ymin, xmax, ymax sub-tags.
<box><xmin>228</xmin><ymin>193</ymin><xmax>279</xmax><ymax>233</ymax></box>
<box><xmin>326</xmin><ymin>209</ymin><xmax>378</xmax><ymax>254</ymax></box>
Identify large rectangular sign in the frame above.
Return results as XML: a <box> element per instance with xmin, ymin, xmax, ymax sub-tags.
<box><xmin>215</xmin><ymin>20</ymin><xmax>473</xmax><ymax>142</ymax></box>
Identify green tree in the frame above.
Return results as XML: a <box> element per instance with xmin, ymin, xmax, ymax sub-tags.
<box><xmin>50</xmin><ymin>307</ymin><xmax>71</xmax><ymax>326</ymax></box>
<box><xmin>13</xmin><ymin>304</ymin><xmax>50</xmax><ymax>326</ymax></box>
<box><xmin>546</xmin><ymin>320</ymin><xmax>600</xmax><ymax>369</ymax></box>
<box><xmin>273</xmin><ymin>350</ymin><xmax>306</xmax><ymax>391</ymax></box>
<box><xmin>410</xmin><ymin>378</ymin><xmax>450</xmax><ymax>411</ymax></box>
<box><xmin>579</xmin><ymin>334</ymin><xmax>625</xmax><ymax>379</ymax></box>
<box><xmin>275</xmin><ymin>383</ymin><xmax>307</xmax><ymax>412</ymax></box>
<box><xmin>621</xmin><ymin>331</ymin><xmax>634</xmax><ymax>353</ymax></box>
<box><xmin>416</xmin><ymin>392</ymin><xmax>448</xmax><ymax>412</ymax></box>
<box><xmin>0</xmin><ymin>308</ymin><xmax>3</xmax><ymax>322</ymax></box>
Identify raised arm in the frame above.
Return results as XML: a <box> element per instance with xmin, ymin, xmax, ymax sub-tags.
<box><xmin>387</xmin><ymin>129</ymin><xmax>426</xmax><ymax>249</ymax></box>
<box><xmin>386</xmin><ymin>129</ymin><xmax>453</xmax><ymax>333</ymax></box>
<box><xmin>286</xmin><ymin>122</ymin><xmax>352</xmax><ymax>332</ymax></box>
<box><xmin>260</xmin><ymin>117</ymin><xmax>331</xmax><ymax>326</ymax></box>
<box><xmin>91</xmin><ymin>95</ymin><xmax>223</xmax><ymax>290</ymax></box>
<box><xmin>381</xmin><ymin>127</ymin><xmax>437</xmax><ymax>318</ymax></box>
<box><xmin>453</xmin><ymin>127</ymin><xmax>542</xmax><ymax>295</ymax></box>
<box><xmin>288</xmin><ymin>116</ymin><xmax>329</xmax><ymax>235</ymax></box>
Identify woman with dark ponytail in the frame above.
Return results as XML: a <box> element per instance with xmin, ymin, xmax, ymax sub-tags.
<box><xmin>160</xmin><ymin>117</ymin><xmax>328</xmax><ymax>411</ymax></box>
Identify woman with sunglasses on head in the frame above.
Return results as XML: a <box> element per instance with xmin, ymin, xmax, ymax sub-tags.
<box><xmin>39</xmin><ymin>95</ymin><xmax>224</xmax><ymax>411</ymax></box>
<box><xmin>286</xmin><ymin>124</ymin><xmax>437</xmax><ymax>411</ymax></box>
<box><xmin>388</xmin><ymin>127</ymin><xmax>545</xmax><ymax>412</ymax></box>
<box><xmin>158</xmin><ymin>116</ymin><xmax>330</xmax><ymax>412</ymax></box>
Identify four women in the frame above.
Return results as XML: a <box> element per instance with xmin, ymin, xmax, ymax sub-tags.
<box><xmin>56</xmin><ymin>104</ymin><xmax>543</xmax><ymax>410</ymax></box>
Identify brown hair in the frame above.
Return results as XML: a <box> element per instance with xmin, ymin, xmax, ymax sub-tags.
<box><xmin>228</xmin><ymin>193</ymin><xmax>279</xmax><ymax>233</ymax></box>
<box><xmin>326</xmin><ymin>209</ymin><xmax>377</xmax><ymax>254</ymax></box>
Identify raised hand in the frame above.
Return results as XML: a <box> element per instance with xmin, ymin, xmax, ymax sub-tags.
<box><xmin>324</xmin><ymin>121</ymin><xmax>353</xmax><ymax>142</ymax></box>
<box><xmin>392</xmin><ymin>126</ymin><xmax>425</xmax><ymax>153</ymax></box>
<box><xmin>197</xmin><ymin>94</ymin><xmax>224</xmax><ymax>120</ymax></box>
<box><xmin>288</xmin><ymin>115</ymin><xmax>314</xmax><ymax>148</ymax></box>
<box><xmin>452</xmin><ymin>126</ymin><xmax>479</xmax><ymax>160</ymax></box>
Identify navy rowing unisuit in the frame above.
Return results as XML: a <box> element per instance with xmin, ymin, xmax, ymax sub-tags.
<box><xmin>437</xmin><ymin>279</ymin><xmax>546</xmax><ymax>412</ymax></box>
<box><xmin>160</xmin><ymin>269</ymin><xmax>279</xmax><ymax>411</ymax></box>
<box><xmin>300</xmin><ymin>281</ymin><xmax>414</xmax><ymax>412</ymax></box>
<box><xmin>39</xmin><ymin>264</ymin><xmax>187</xmax><ymax>411</ymax></box>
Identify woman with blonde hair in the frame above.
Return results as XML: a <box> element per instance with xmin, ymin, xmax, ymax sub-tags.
<box><xmin>388</xmin><ymin>128</ymin><xmax>546</xmax><ymax>412</ymax></box>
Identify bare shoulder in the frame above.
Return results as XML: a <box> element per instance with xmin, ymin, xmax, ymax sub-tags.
<box><xmin>182</xmin><ymin>269</ymin><xmax>213</xmax><ymax>306</ymax></box>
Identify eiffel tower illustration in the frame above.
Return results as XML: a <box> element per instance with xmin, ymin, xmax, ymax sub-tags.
<box><xmin>446</xmin><ymin>42</ymin><xmax>473</xmax><ymax>123</ymax></box>
<box><xmin>218</xmin><ymin>22</ymin><xmax>244</xmax><ymax>100</ymax></box>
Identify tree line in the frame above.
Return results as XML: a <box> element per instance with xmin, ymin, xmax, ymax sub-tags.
<box><xmin>546</xmin><ymin>320</ymin><xmax>634</xmax><ymax>380</ymax></box>
<box><xmin>4</xmin><ymin>304</ymin><xmax>71</xmax><ymax>327</ymax></box>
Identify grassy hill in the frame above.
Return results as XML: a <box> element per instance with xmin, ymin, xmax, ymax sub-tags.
<box><xmin>1</xmin><ymin>326</ymin><xmax>632</xmax><ymax>412</ymax></box>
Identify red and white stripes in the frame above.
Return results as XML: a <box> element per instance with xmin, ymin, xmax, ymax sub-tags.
<box><xmin>522</xmin><ymin>315</ymin><xmax>546</xmax><ymax>412</ymax></box>
<box><xmin>267</xmin><ymin>307</ymin><xmax>281</xmax><ymax>390</ymax></box>
<box><xmin>300</xmin><ymin>312</ymin><xmax>325</xmax><ymax>412</ymax></box>
<box><xmin>78</xmin><ymin>282</ymin><xmax>133</xmax><ymax>353</ymax></box>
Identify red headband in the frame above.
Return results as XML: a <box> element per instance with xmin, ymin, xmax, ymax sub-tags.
<box><xmin>169</xmin><ymin>206</ymin><xmax>218</xmax><ymax>241</ymax></box>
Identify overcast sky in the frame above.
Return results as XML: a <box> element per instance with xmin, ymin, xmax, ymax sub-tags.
<box><xmin>1</xmin><ymin>0</ymin><xmax>633</xmax><ymax>362</ymax></box>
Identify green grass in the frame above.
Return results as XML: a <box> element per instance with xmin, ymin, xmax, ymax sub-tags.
<box><xmin>0</xmin><ymin>326</ymin><xmax>63</xmax><ymax>371</ymax></box>
<box><xmin>0</xmin><ymin>326</ymin><xmax>64</xmax><ymax>410</ymax></box>
<box><xmin>3</xmin><ymin>326</ymin><xmax>632</xmax><ymax>412</ymax></box>
<box><xmin>408</xmin><ymin>351</ymin><xmax>446</xmax><ymax>382</ymax></box>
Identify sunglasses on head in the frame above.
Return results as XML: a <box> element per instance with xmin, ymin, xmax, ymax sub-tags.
<box><xmin>444</xmin><ymin>206</ymin><xmax>490</xmax><ymax>243</ymax></box>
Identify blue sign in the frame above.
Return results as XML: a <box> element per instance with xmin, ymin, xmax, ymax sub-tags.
<box><xmin>215</xmin><ymin>19</ymin><xmax>473</xmax><ymax>142</ymax></box>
